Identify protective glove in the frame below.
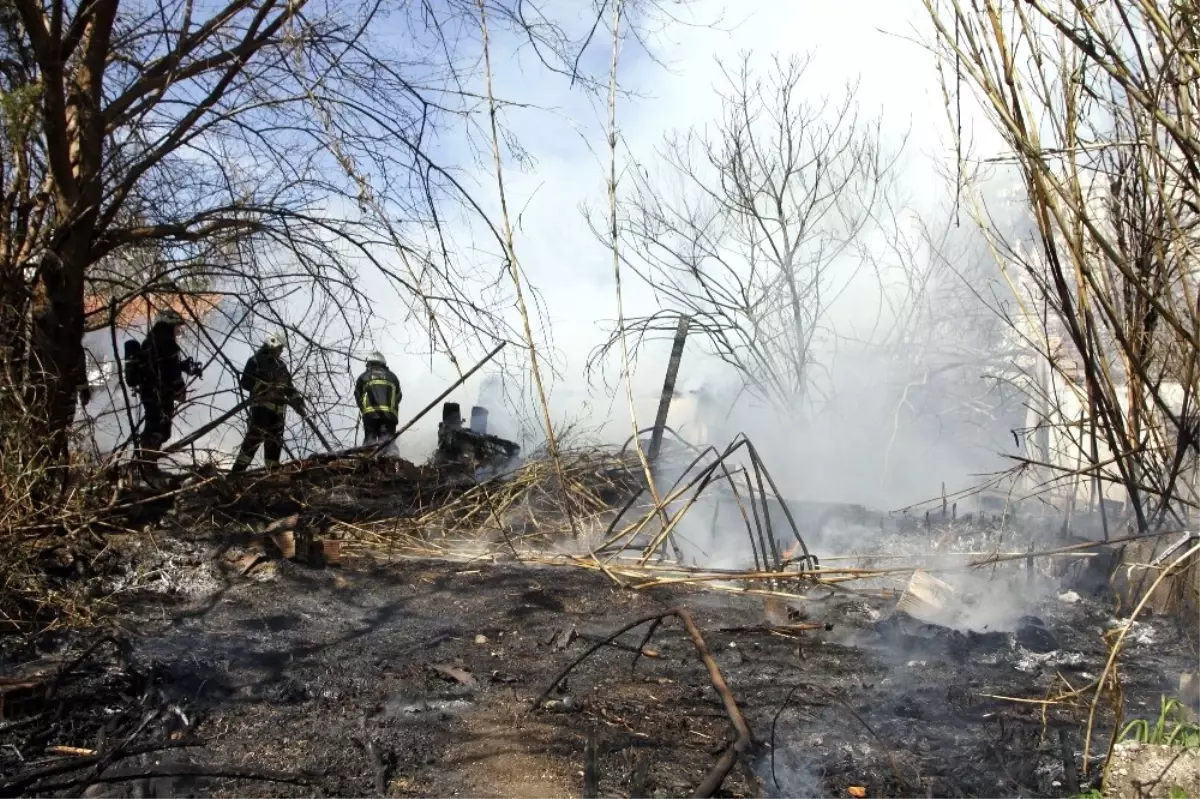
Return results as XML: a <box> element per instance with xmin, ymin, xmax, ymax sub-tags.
<box><xmin>183</xmin><ymin>358</ymin><xmax>204</xmax><ymax>378</ymax></box>
<box><xmin>292</xmin><ymin>396</ymin><xmax>308</xmax><ymax>418</ymax></box>
<box><xmin>78</xmin><ymin>387</ymin><xmax>92</xmax><ymax>407</ymax></box>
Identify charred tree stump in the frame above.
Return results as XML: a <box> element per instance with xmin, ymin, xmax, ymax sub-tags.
<box><xmin>648</xmin><ymin>316</ymin><xmax>690</xmax><ymax>462</ymax></box>
<box><xmin>628</xmin><ymin>754</ymin><xmax>650</xmax><ymax>799</ymax></box>
<box><xmin>583</xmin><ymin>730</ymin><xmax>599</xmax><ymax>799</ymax></box>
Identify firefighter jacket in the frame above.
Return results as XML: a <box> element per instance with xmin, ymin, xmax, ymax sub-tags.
<box><xmin>240</xmin><ymin>349</ymin><xmax>301</xmax><ymax>414</ymax></box>
<box><xmin>354</xmin><ymin>366</ymin><xmax>401</xmax><ymax>420</ymax></box>
<box><xmin>140</xmin><ymin>323</ymin><xmax>186</xmax><ymax>395</ymax></box>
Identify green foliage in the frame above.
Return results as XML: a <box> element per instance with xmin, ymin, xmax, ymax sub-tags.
<box><xmin>1070</xmin><ymin>790</ymin><xmax>1102</xmax><ymax>798</ymax></box>
<box><xmin>0</xmin><ymin>81</ymin><xmax>41</xmax><ymax>144</ymax></box>
<box><xmin>1118</xmin><ymin>696</ymin><xmax>1200</xmax><ymax>747</ymax></box>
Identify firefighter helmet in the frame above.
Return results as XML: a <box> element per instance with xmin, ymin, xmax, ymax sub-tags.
<box><xmin>154</xmin><ymin>308</ymin><xmax>185</xmax><ymax>327</ymax></box>
<box><xmin>366</xmin><ymin>350</ymin><xmax>387</xmax><ymax>367</ymax></box>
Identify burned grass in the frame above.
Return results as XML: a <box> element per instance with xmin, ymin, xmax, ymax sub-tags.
<box><xmin>2</xmin><ymin>537</ymin><xmax>1196</xmax><ymax>798</ymax></box>
<box><xmin>2</xmin><ymin>448</ymin><xmax>1198</xmax><ymax>797</ymax></box>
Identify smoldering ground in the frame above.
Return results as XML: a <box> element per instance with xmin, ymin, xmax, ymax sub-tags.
<box><xmin>5</xmin><ymin>513</ymin><xmax>1189</xmax><ymax>799</ymax></box>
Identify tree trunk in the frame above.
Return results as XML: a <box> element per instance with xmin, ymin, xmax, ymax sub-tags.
<box><xmin>7</xmin><ymin>0</ymin><xmax>118</xmax><ymax>496</ymax></box>
<box><xmin>24</xmin><ymin>242</ymin><xmax>87</xmax><ymax>490</ymax></box>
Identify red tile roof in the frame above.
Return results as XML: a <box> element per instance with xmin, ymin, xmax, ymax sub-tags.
<box><xmin>84</xmin><ymin>292</ymin><xmax>224</xmax><ymax>331</ymax></box>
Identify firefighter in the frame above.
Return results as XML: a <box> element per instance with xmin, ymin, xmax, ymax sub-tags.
<box><xmin>132</xmin><ymin>308</ymin><xmax>202</xmax><ymax>478</ymax></box>
<box><xmin>354</xmin><ymin>351</ymin><xmax>402</xmax><ymax>452</ymax></box>
<box><xmin>231</xmin><ymin>334</ymin><xmax>305</xmax><ymax>472</ymax></box>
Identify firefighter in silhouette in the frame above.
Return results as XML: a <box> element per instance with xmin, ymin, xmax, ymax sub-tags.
<box><xmin>355</xmin><ymin>351</ymin><xmax>402</xmax><ymax>453</ymax></box>
<box><xmin>125</xmin><ymin>308</ymin><xmax>202</xmax><ymax>480</ymax></box>
<box><xmin>231</xmin><ymin>333</ymin><xmax>305</xmax><ymax>472</ymax></box>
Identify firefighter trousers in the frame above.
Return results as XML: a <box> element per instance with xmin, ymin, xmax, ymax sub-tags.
<box><xmin>137</xmin><ymin>390</ymin><xmax>176</xmax><ymax>471</ymax></box>
<box><xmin>362</xmin><ymin>413</ymin><xmax>398</xmax><ymax>456</ymax></box>
<box><xmin>232</xmin><ymin>406</ymin><xmax>286</xmax><ymax>472</ymax></box>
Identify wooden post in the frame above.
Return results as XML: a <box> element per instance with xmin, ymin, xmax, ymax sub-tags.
<box><xmin>648</xmin><ymin>316</ymin><xmax>691</xmax><ymax>461</ymax></box>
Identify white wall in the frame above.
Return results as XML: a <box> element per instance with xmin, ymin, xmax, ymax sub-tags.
<box><xmin>1022</xmin><ymin>374</ymin><xmax>1199</xmax><ymax>512</ymax></box>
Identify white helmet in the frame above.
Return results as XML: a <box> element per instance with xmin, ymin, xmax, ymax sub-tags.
<box><xmin>366</xmin><ymin>350</ymin><xmax>386</xmax><ymax>367</ymax></box>
<box><xmin>154</xmin><ymin>308</ymin><xmax>185</xmax><ymax>327</ymax></box>
<box><xmin>263</xmin><ymin>333</ymin><xmax>285</xmax><ymax>351</ymax></box>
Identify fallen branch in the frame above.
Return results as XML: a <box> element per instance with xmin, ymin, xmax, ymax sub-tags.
<box><xmin>0</xmin><ymin>738</ymin><xmax>201</xmax><ymax>795</ymax></box>
<box><xmin>770</xmin><ymin>685</ymin><xmax>813</xmax><ymax>793</ymax></box>
<box><xmin>300</xmin><ymin>413</ymin><xmax>336</xmax><ymax>453</ymax></box>
<box><xmin>575</xmin><ymin>631</ymin><xmax>661</xmax><ymax>659</ymax></box>
<box><xmin>718</xmin><ymin>623</ymin><xmax>833</xmax><ymax>635</ymax></box>
<box><xmin>533</xmin><ymin>606</ymin><xmax>753</xmax><ymax>798</ymax></box>
<box><xmin>46</xmin><ymin>746</ymin><xmax>96</xmax><ymax>757</ymax></box>
<box><xmin>27</xmin><ymin>763</ymin><xmax>320</xmax><ymax>793</ymax></box>
<box><xmin>163</xmin><ymin>400</ymin><xmax>252</xmax><ymax>454</ymax></box>
<box><xmin>532</xmin><ymin>611</ymin><xmax>669</xmax><ymax>709</ymax></box>
<box><xmin>46</xmin><ymin>636</ymin><xmax>127</xmax><ymax>699</ymax></box>
<box><xmin>676</xmin><ymin>608</ymin><xmax>752</xmax><ymax>798</ymax></box>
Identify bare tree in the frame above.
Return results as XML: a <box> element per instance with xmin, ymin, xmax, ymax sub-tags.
<box><xmin>869</xmin><ymin>171</ymin><xmax>1038</xmax><ymax>490</ymax></box>
<box><xmin>921</xmin><ymin>4</ymin><xmax>1200</xmax><ymax>776</ymax></box>
<box><xmin>0</xmin><ymin>0</ymin><xmax>699</xmax><ymax>494</ymax></box>
<box><xmin>923</xmin><ymin>1</ymin><xmax>1200</xmax><ymax>534</ymax></box>
<box><xmin>590</xmin><ymin>52</ymin><xmax>906</xmax><ymax>413</ymax></box>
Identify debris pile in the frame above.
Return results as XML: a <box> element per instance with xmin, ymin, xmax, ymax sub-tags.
<box><xmin>432</xmin><ymin>401</ymin><xmax>521</xmax><ymax>469</ymax></box>
<box><xmin>0</xmin><ymin>637</ymin><xmax>318</xmax><ymax>796</ymax></box>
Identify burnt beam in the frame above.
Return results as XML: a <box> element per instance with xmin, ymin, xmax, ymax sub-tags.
<box><xmin>648</xmin><ymin>316</ymin><xmax>690</xmax><ymax>461</ymax></box>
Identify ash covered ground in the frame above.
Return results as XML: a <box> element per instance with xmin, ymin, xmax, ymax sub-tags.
<box><xmin>2</xmin><ymin>503</ymin><xmax>1195</xmax><ymax>798</ymax></box>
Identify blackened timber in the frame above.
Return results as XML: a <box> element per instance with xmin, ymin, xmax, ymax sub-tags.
<box><xmin>435</xmin><ymin>424</ymin><xmax>520</xmax><ymax>468</ymax></box>
<box><xmin>163</xmin><ymin>398</ymin><xmax>252</xmax><ymax>454</ymax></box>
<box><xmin>649</xmin><ymin>316</ymin><xmax>690</xmax><ymax>461</ymax></box>
<box><xmin>372</xmin><ymin>341</ymin><xmax>508</xmax><ymax>457</ymax></box>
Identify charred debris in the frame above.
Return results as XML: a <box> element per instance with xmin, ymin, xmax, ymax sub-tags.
<box><xmin>1</xmin><ymin>399</ymin><xmax>1199</xmax><ymax>797</ymax></box>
